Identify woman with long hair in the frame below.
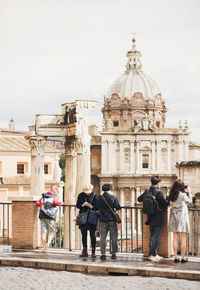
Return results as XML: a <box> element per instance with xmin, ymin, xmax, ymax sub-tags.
<box><xmin>168</xmin><ymin>179</ymin><xmax>192</xmax><ymax>263</ymax></box>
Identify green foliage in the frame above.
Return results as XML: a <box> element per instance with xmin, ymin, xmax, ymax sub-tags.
<box><xmin>59</xmin><ymin>155</ymin><xmax>65</xmax><ymax>182</ymax></box>
<box><xmin>59</xmin><ymin>155</ymin><xmax>66</xmax><ymax>169</ymax></box>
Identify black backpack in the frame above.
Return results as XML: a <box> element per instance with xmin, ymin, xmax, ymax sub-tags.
<box><xmin>142</xmin><ymin>190</ymin><xmax>158</xmax><ymax>216</ymax></box>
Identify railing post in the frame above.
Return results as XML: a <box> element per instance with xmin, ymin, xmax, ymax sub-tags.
<box><xmin>11</xmin><ymin>198</ymin><xmax>39</xmax><ymax>249</ymax></box>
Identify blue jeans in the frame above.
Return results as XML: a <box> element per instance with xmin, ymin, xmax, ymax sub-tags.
<box><xmin>149</xmin><ymin>225</ymin><xmax>162</xmax><ymax>256</ymax></box>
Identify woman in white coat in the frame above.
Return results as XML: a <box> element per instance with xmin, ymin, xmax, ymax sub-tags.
<box><xmin>168</xmin><ymin>179</ymin><xmax>192</xmax><ymax>263</ymax></box>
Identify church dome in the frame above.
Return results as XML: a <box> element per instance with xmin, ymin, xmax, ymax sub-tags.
<box><xmin>102</xmin><ymin>38</ymin><xmax>167</xmax><ymax>130</ymax></box>
<box><xmin>106</xmin><ymin>38</ymin><xmax>161</xmax><ymax>100</ymax></box>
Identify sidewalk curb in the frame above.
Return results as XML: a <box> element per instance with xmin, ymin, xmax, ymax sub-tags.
<box><xmin>0</xmin><ymin>258</ymin><xmax>199</xmax><ymax>281</ymax></box>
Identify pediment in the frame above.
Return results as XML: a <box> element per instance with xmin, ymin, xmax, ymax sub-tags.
<box><xmin>110</xmin><ymin>94</ymin><xmax>121</xmax><ymax>107</ymax></box>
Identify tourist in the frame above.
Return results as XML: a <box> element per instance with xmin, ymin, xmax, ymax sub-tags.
<box><xmin>95</xmin><ymin>183</ymin><xmax>121</xmax><ymax>260</ymax></box>
<box><xmin>76</xmin><ymin>184</ymin><xmax>97</xmax><ymax>258</ymax></box>
<box><xmin>36</xmin><ymin>185</ymin><xmax>63</xmax><ymax>253</ymax></box>
<box><xmin>137</xmin><ymin>176</ymin><xmax>169</xmax><ymax>261</ymax></box>
<box><xmin>168</xmin><ymin>179</ymin><xmax>192</xmax><ymax>263</ymax></box>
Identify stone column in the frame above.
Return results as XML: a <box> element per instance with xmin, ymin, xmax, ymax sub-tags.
<box><xmin>156</xmin><ymin>141</ymin><xmax>161</xmax><ymax>172</ymax></box>
<box><xmin>64</xmin><ymin>136</ymin><xmax>77</xmax><ymax>249</ymax></box>
<box><xmin>108</xmin><ymin>140</ymin><xmax>115</xmax><ymax>174</ymax></box>
<box><xmin>54</xmin><ymin>155</ymin><xmax>62</xmax><ymax>183</ymax></box>
<box><xmin>136</xmin><ymin>141</ymin><xmax>140</xmax><ymax>172</ymax></box>
<box><xmin>151</xmin><ymin>141</ymin><xmax>155</xmax><ymax>172</ymax></box>
<box><xmin>130</xmin><ymin>141</ymin><xmax>135</xmax><ymax>173</ymax></box>
<box><xmin>29</xmin><ymin>136</ymin><xmax>46</xmax><ymax>196</ymax></box>
<box><xmin>101</xmin><ymin>140</ymin><xmax>108</xmax><ymax>174</ymax></box>
<box><xmin>119</xmin><ymin>141</ymin><xmax>124</xmax><ymax>173</ymax></box>
<box><xmin>167</xmin><ymin>140</ymin><xmax>172</xmax><ymax>173</ymax></box>
<box><xmin>131</xmin><ymin>188</ymin><xmax>136</xmax><ymax>234</ymax></box>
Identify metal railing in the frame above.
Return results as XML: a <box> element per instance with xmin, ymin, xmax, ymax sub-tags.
<box><xmin>52</xmin><ymin>205</ymin><xmax>200</xmax><ymax>256</ymax></box>
<box><xmin>0</xmin><ymin>202</ymin><xmax>198</xmax><ymax>256</ymax></box>
<box><xmin>52</xmin><ymin>205</ymin><xmax>143</xmax><ymax>253</ymax></box>
<box><xmin>0</xmin><ymin>202</ymin><xmax>12</xmax><ymax>245</ymax></box>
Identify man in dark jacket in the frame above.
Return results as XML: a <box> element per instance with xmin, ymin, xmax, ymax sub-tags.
<box><xmin>137</xmin><ymin>176</ymin><xmax>169</xmax><ymax>261</ymax></box>
<box><xmin>95</xmin><ymin>183</ymin><xmax>121</xmax><ymax>260</ymax></box>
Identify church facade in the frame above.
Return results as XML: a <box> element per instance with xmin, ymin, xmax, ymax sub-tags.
<box><xmin>91</xmin><ymin>38</ymin><xmax>200</xmax><ymax>205</ymax></box>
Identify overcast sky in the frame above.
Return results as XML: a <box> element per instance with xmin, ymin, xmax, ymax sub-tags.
<box><xmin>0</xmin><ymin>0</ymin><xmax>200</xmax><ymax>142</ymax></box>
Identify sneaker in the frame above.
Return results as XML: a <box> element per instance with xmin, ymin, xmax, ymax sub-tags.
<box><xmin>111</xmin><ymin>253</ymin><xmax>116</xmax><ymax>259</ymax></box>
<box><xmin>149</xmin><ymin>255</ymin><xmax>160</xmax><ymax>262</ymax></box>
<box><xmin>181</xmin><ymin>258</ymin><xmax>188</xmax><ymax>263</ymax></box>
<box><xmin>174</xmin><ymin>258</ymin><xmax>180</xmax><ymax>263</ymax></box>
<box><xmin>42</xmin><ymin>244</ymin><xmax>48</xmax><ymax>253</ymax></box>
<box><xmin>155</xmin><ymin>255</ymin><xmax>163</xmax><ymax>260</ymax></box>
<box><xmin>100</xmin><ymin>255</ymin><xmax>106</xmax><ymax>260</ymax></box>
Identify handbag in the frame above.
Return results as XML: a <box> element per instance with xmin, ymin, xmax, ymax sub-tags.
<box><xmin>87</xmin><ymin>210</ymin><xmax>99</xmax><ymax>226</ymax></box>
<box><xmin>76</xmin><ymin>211</ymin><xmax>88</xmax><ymax>226</ymax></box>
<box><xmin>76</xmin><ymin>193</ymin><xmax>97</xmax><ymax>226</ymax></box>
<box><xmin>102</xmin><ymin>195</ymin><xmax>121</xmax><ymax>224</ymax></box>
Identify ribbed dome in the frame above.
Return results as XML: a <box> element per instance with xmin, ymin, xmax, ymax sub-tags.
<box><xmin>106</xmin><ymin>70</ymin><xmax>161</xmax><ymax>100</ymax></box>
<box><xmin>106</xmin><ymin>38</ymin><xmax>161</xmax><ymax>100</ymax></box>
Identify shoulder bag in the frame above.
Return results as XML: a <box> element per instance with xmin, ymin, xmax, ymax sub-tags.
<box><xmin>102</xmin><ymin>195</ymin><xmax>121</xmax><ymax>224</ymax></box>
<box><xmin>76</xmin><ymin>194</ymin><xmax>99</xmax><ymax>226</ymax></box>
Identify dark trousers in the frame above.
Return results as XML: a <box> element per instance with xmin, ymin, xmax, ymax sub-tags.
<box><xmin>149</xmin><ymin>225</ymin><xmax>162</xmax><ymax>256</ymax></box>
<box><xmin>100</xmin><ymin>221</ymin><xmax>118</xmax><ymax>255</ymax></box>
<box><xmin>80</xmin><ymin>224</ymin><xmax>96</xmax><ymax>248</ymax></box>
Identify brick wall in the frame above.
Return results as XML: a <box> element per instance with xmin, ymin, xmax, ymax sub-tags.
<box><xmin>142</xmin><ymin>208</ymin><xmax>171</xmax><ymax>258</ymax></box>
<box><xmin>12</xmin><ymin>201</ymin><xmax>39</xmax><ymax>249</ymax></box>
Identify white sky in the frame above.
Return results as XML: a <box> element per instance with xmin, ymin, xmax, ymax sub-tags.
<box><xmin>0</xmin><ymin>0</ymin><xmax>200</xmax><ymax>142</ymax></box>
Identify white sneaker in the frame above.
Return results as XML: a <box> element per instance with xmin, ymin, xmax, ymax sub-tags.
<box><xmin>149</xmin><ymin>255</ymin><xmax>160</xmax><ymax>262</ymax></box>
<box><xmin>155</xmin><ymin>255</ymin><xmax>163</xmax><ymax>260</ymax></box>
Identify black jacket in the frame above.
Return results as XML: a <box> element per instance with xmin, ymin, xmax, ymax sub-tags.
<box><xmin>137</xmin><ymin>185</ymin><xmax>169</xmax><ymax>226</ymax></box>
<box><xmin>76</xmin><ymin>191</ymin><xmax>97</xmax><ymax>214</ymax></box>
<box><xmin>95</xmin><ymin>192</ymin><xmax>121</xmax><ymax>222</ymax></box>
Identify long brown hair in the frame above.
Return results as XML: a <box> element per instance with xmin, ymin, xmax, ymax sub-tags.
<box><xmin>169</xmin><ymin>179</ymin><xmax>185</xmax><ymax>202</ymax></box>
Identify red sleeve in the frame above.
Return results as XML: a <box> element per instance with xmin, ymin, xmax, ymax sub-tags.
<box><xmin>36</xmin><ymin>197</ymin><xmax>42</xmax><ymax>206</ymax></box>
<box><xmin>53</xmin><ymin>196</ymin><xmax>63</xmax><ymax>206</ymax></box>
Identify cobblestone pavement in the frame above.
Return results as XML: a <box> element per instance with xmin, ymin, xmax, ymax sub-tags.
<box><xmin>0</xmin><ymin>267</ymin><xmax>199</xmax><ymax>290</ymax></box>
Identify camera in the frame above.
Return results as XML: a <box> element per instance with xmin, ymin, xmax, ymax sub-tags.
<box><xmin>184</xmin><ymin>185</ymin><xmax>188</xmax><ymax>189</ymax></box>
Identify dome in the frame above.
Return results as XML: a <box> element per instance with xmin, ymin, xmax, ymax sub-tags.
<box><xmin>106</xmin><ymin>38</ymin><xmax>161</xmax><ymax>100</ymax></box>
<box><xmin>106</xmin><ymin>71</ymin><xmax>161</xmax><ymax>100</ymax></box>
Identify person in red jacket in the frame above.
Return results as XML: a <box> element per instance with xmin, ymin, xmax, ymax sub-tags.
<box><xmin>36</xmin><ymin>185</ymin><xmax>63</xmax><ymax>253</ymax></box>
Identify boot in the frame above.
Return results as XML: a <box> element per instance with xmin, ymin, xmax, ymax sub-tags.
<box><xmin>91</xmin><ymin>247</ymin><xmax>96</xmax><ymax>258</ymax></box>
<box><xmin>80</xmin><ymin>247</ymin><xmax>88</xmax><ymax>257</ymax></box>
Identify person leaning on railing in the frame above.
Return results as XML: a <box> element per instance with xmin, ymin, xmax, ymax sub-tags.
<box><xmin>168</xmin><ymin>179</ymin><xmax>193</xmax><ymax>263</ymax></box>
<box><xmin>76</xmin><ymin>184</ymin><xmax>98</xmax><ymax>258</ymax></box>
